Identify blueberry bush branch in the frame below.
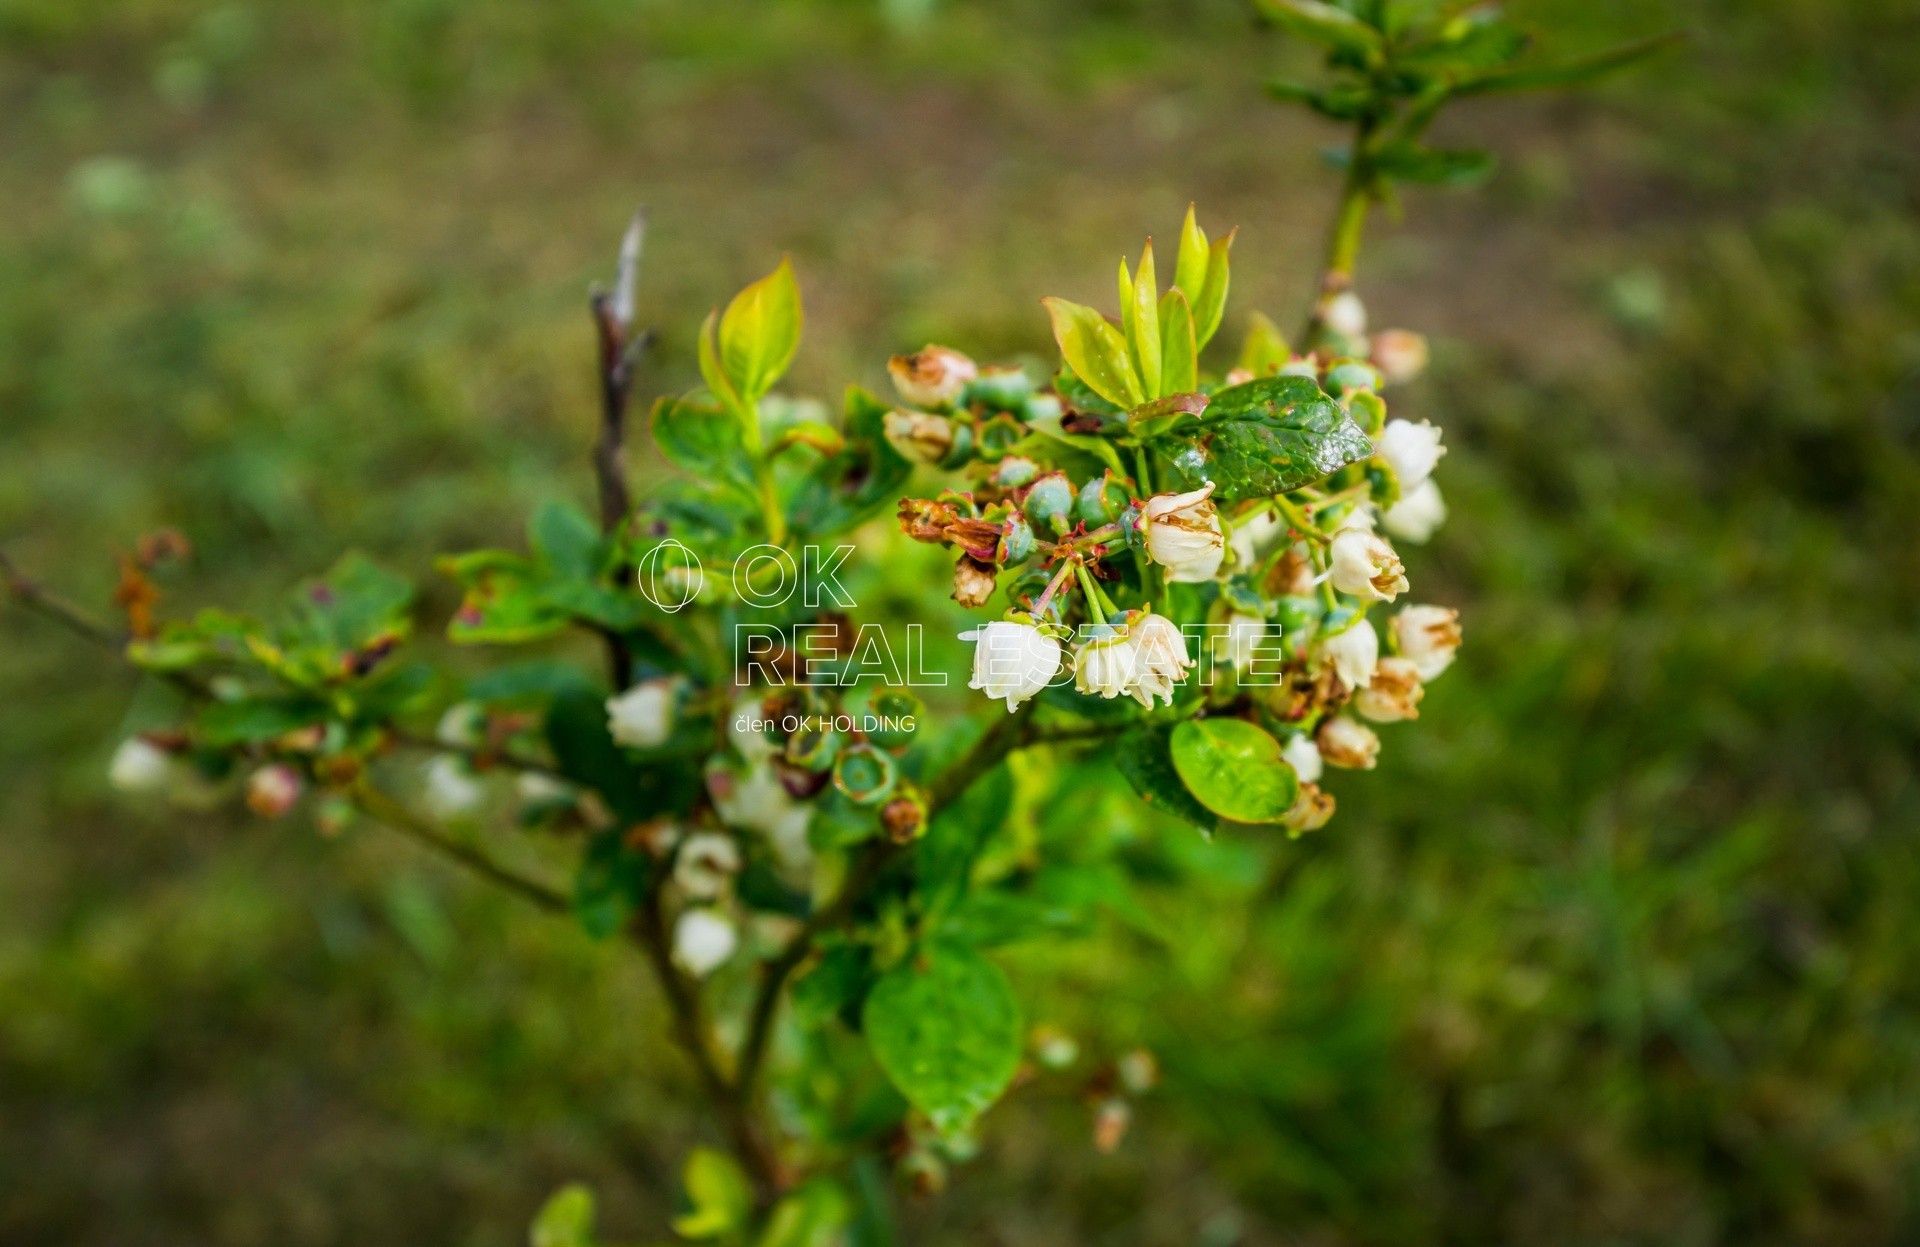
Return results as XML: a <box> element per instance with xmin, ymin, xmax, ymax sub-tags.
<box><xmin>2</xmin><ymin>6</ymin><xmax>1668</xmax><ymax>1242</ymax></box>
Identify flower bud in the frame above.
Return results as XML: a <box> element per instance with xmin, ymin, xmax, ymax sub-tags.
<box><xmin>1354</xmin><ymin>656</ymin><xmax>1424</xmax><ymax>722</ymax></box>
<box><xmin>888</xmin><ymin>345</ymin><xmax>977</xmax><ymax>409</ymax></box>
<box><xmin>109</xmin><ymin>736</ymin><xmax>174</xmax><ymax>794</ymax></box>
<box><xmin>990</xmin><ymin>454</ymin><xmax>1039</xmax><ymax>489</ymax></box>
<box><xmin>1319</xmin><ymin>618</ymin><xmax>1379</xmax><ymax>690</ymax></box>
<box><xmin>606</xmin><ymin>677</ymin><xmax>680</xmax><ymax>750</ymax></box>
<box><xmin>1382</xmin><ymin>479</ymin><xmax>1447</xmax><ymax>544</ymax></box>
<box><xmin>1374</xmin><ymin>418</ymin><xmax>1446</xmax><ymax>492</ymax></box>
<box><xmin>962</xmin><ymin>620</ymin><xmax>1063</xmax><ymax>712</ymax></box>
<box><xmin>1280</xmin><ymin>734</ymin><xmax>1323</xmax><ymax>784</ymax></box>
<box><xmin>1371</xmin><ymin>329</ymin><xmax>1430</xmax><ymax>385</ymax></box>
<box><xmin>672</xmin><ymin>907</ymin><xmax>738</xmax><ymax>978</ymax></box>
<box><xmin>968</xmin><ymin>365</ymin><xmax>1034</xmax><ymax>412</ymax></box>
<box><xmin>952</xmin><ymin>554</ymin><xmax>997</xmax><ymax>607</ymax></box>
<box><xmin>516</xmin><ymin>771</ymin><xmax>573</xmax><ymax>806</ymax></box>
<box><xmin>709</xmin><ymin>761</ymin><xmax>812</xmax><ymax>865</ymax></box>
<box><xmin>1092</xmin><ymin>1097</ymin><xmax>1132</xmax><ymax>1154</ymax></box>
<box><xmin>1315</xmin><ymin>714</ymin><xmax>1380</xmax><ymax>770</ymax></box>
<box><xmin>1140</xmin><ymin>482</ymin><xmax>1225</xmax><ymax>583</ymax></box>
<box><xmin>1328</xmin><ymin>528</ymin><xmax>1408</xmax><ymax>602</ymax></box>
<box><xmin>1392</xmin><ymin>604</ymin><xmax>1462</xmax><ymax>681</ymax></box>
<box><xmin>1228</xmin><ymin>508</ymin><xmax>1283</xmax><ymax>570</ymax></box>
<box><xmin>883</xmin><ymin>409</ymin><xmax>956</xmax><ymax>465</ymax></box>
<box><xmin>245</xmin><ymin>763</ymin><xmax>302</xmax><ymax>820</ymax></box>
<box><xmin>1281</xmin><ymin>782</ymin><xmax>1336</xmax><ymax>835</ymax></box>
<box><xmin>435</xmin><ymin>702</ymin><xmax>487</xmax><ymax>748</ymax></box>
<box><xmin>1031</xmin><ymin>1025</ymin><xmax>1078</xmax><ymax>1069</ymax></box>
<box><xmin>1221</xmin><ymin>612</ymin><xmax>1267</xmax><ymax>674</ymax></box>
<box><xmin>1320</xmin><ymin>290</ymin><xmax>1367</xmax><ymax>340</ymax></box>
<box><xmin>423</xmin><ymin>755</ymin><xmax>484</xmax><ymax>819</ymax></box>
<box><xmin>1323</xmin><ymin>358</ymin><xmax>1382</xmax><ymax>397</ymax></box>
<box><xmin>1116</xmin><ymin>1048</ymin><xmax>1159</xmax><ymax>1094</ymax></box>
<box><xmin>1075</xmin><ymin>472</ymin><xmax>1131</xmax><ymax>527</ymax></box>
<box><xmin>1022</xmin><ymin>471</ymin><xmax>1075</xmax><ymax>536</ymax></box>
<box><xmin>673</xmin><ymin>831</ymin><xmax>741</xmax><ymax>900</ymax></box>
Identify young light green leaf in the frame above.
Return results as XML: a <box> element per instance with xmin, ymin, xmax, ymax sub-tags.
<box><xmin>755</xmin><ymin>1179</ymin><xmax>852</xmax><ymax>1247</ymax></box>
<box><xmin>530</xmin><ymin>1183</ymin><xmax>597</xmax><ymax>1247</ymax></box>
<box><xmin>1115</xmin><ymin>724</ymin><xmax>1221</xmax><ymax>837</ymax></box>
<box><xmin>1173</xmin><ymin>204</ymin><xmax>1209</xmax><ymax>310</ymax></box>
<box><xmin>650</xmin><ymin>396</ymin><xmax>758</xmax><ymax>503</ymax></box>
<box><xmin>1456</xmin><ymin>31</ymin><xmax>1682</xmax><ymax>95</ymax></box>
<box><xmin>1372</xmin><ymin>142</ymin><xmax>1497</xmax><ymax>187</ymax></box>
<box><xmin>1042</xmin><ymin>297</ymin><xmax>1143</xmax><ymax>409</ymax></box>
<box><xmin>1192</xmin><ymin>232</ymin><xmax>1234</xmax><ymax>350</ymax></box>
<box><xmin>718</xmin><ymin>256</ymin><xmax>803</xmax><ymax>403</ymax></box>
<box><xmin>1158</xmin><ymin>288</ymin><xmax>1197</xmax><ymax>396</ymax></box>
<box><xmin>1237</xmin><ymin>311</ymin><xmax>1292</xmax><ymax>375</ymax></box>
<box><xmin>528</xmin><ymin>500</ymin><xmax>601</xmax><ymax>581</ymax></box>
<box><xmin>696</xmin><ymin>309</ymin><xmax>741</xmax><ymax>412</ymax></box>
<box><xmin>1116</xmin><ymin>256</ymin><xmax>1135</xmax><ymax>347</ymax></box>
<box><xmin>673</xmin><ymin>1147</ymin><xmax>754</xmax><ymax>1240</ymax></box>
<box><xmin>1169</xmin><ymin>718</ymin><xmax>1299</xmax><ymax>824</ymax></box>
<box><xmin>1130</xmin><ymin>239</ymin><xmax>1162</xmax><ymax>397</ymax></box>
<box><xmin>863</xmin><ymin>941</ymin><xmax>1023</xmax><ymax>1133</ymax></box>
<box><xmin>1251</xmin><ymin>0</ymin><xmax>1384</xmax><ymax>58</ymax></box>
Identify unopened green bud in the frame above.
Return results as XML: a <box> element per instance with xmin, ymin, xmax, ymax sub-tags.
<box><xmin>1023</xmin><ymin>471</ymin><xmax>1075</xmax><ymax>536</ymax></box>
<box><xmin>1075</xmin><ymin>471</ymin><xmax>1132</xmax><ymax>526</ymax></box>
<box><xmin>1323</xmin><ymin>358</ymin><xmax>1382</xmax><ymax>397</ymax></box>
<box><xmin>992</xmin><ymin>455</ymin><xmax>1039</xmax><ymax>489</ymax></box>
<box><xmin>967</xmin><ymin>365</ymin><xmax>1035</xmax><ymax>413</ymax></box>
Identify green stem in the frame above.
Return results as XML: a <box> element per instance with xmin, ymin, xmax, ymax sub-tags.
<box><xmin>736</xmin><ymin>398</ymin><xmax>788</xmax><ymax>545</ymax></box>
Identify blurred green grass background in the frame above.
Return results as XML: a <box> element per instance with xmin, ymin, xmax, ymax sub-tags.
<box><xmin>2</xmin><ymin>0</ymin><xmax>1918</xmax><ymax>1243</ymax></box>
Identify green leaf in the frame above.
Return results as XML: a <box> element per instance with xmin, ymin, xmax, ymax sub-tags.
<box><xmin>1042</xmin><ymin>297</ymin><xmax>1143</xmax><ymax>410</ymax></box>
<box><xmin>674</xmin><ymin>1147</ymin><xmax>753</xmax><ymax>1240</ymax></box>
<box><xmin>196</xmin><ymin>696</ymin><xmax>326</xmax><ymax>747</ymax></box>
<box><xmin>718</xmin><ymin>257</ymin><xmax>803</xmax><ymax>403</ymax></box>
<box><xmin>1192</xmin><ymin>233</ymin><xmax>1233</xmax><ymax>350</ymax></box>
<box><xmin>1173</xmin><ymin>204</ymin><xmax>1209</xmax><ymax>313</ymax></box>
<box><xmin>1124</xmin><ymin>390</ymin><xmax>1208</xmax><ymax>440</ymax></box>
<box><xmin>284</xmin><ymin>553</ymin><xmax>413</xmax><ymax>654</ymax></box>
<box><xmin>1158</xmin><ymin>289</ymin><xmax>1197</xmax><ymax>396</ymax></box>
<box><xmin>786</xmin><ymin>386</ymin><xmax>914</xmax><ymax>538</ymax></box>
<box><xmin>1236</xmin><ymin>311</ymin><xmax>1292</xmax><ymax>375</ymax></box>
<box><xmin>755</xmin><ymin>1180</ymin><xmax>851</xmax><ymax>1247</ymax></box>
<box><xmin>1265</xmin><ymin>79</ymin><xmax>1374</xmax><ymax>121</ymax></box>
<box><xmin>1456</xmin><ymin>31</ymin><xmax>1682</xmax><ymax>96</ymax></box>
<box><xmin>574</xmin><ymin>829</ymin><xmax>650</xmax><ymax>939</ymax></box>
<box><xmin>545</xmin><ymin>684</ymin><xmax>700</xmax><ymax>823</ymax></box>
<box><xmin>1153</xmin><ymin>375</ymin><xmax>1371</xmax><ymax>501</ymax></box>
<box><xmin>863</xmin><ymin>941</ymin><xmax>1023</xmax><ymax>1133</ymax></box>
<box><xmin>530</xmin><ymin>1183</ymin><xmax>597</xmax><ymax>1247</ymax></box>
<box><xmin>1113</xmin><ymin>724</ymin><xmax>1219</xmax><ymax>835</ymax></box>
<box><xmin>917</xmin><ymin>762</ymin><xmax>1014</xmax><ymax>914</ymax></box>
<box><xmin>1129</xmin><ymin>240</ymin><xmax>1162</xmax><ymax>397</ymax></box>
<box><xmin>528</xmin><ymin>500</ymin><xmax>602</xmax><ymax>581</ymax></box>
<box><xmin>1251</xmin><ymin>0</ymin><xmax>1384</xmax><ymax>58</ymax></box>
<box><xmin>1169</xmin><ymin>718</ymin><xmax>1300</xmax><ymax>824</ymax></box>
<box><xmin>696</xmin><ymin>308</ymin><xmax>740</xmax><ymax>411</ymax></box>
<box><xmin>651</xmin><ymin>395</ymin><xmax>758</xmax><ymax>502</ymax></box>
<box><xmin>791</xmin><ymin>942</ymin><xmax>872</xmax><ymax>1026</ymax></box>
<box><xmin>1372</xmin><ymin>142</ymin><xmax>1497</xmax><ymax>187</ymax></box>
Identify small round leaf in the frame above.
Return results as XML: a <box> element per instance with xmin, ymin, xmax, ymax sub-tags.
<box><xmin>1168</xmin><ymin>718</ymin><xmax>1300</xmax><ymax>824</ymax></box>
